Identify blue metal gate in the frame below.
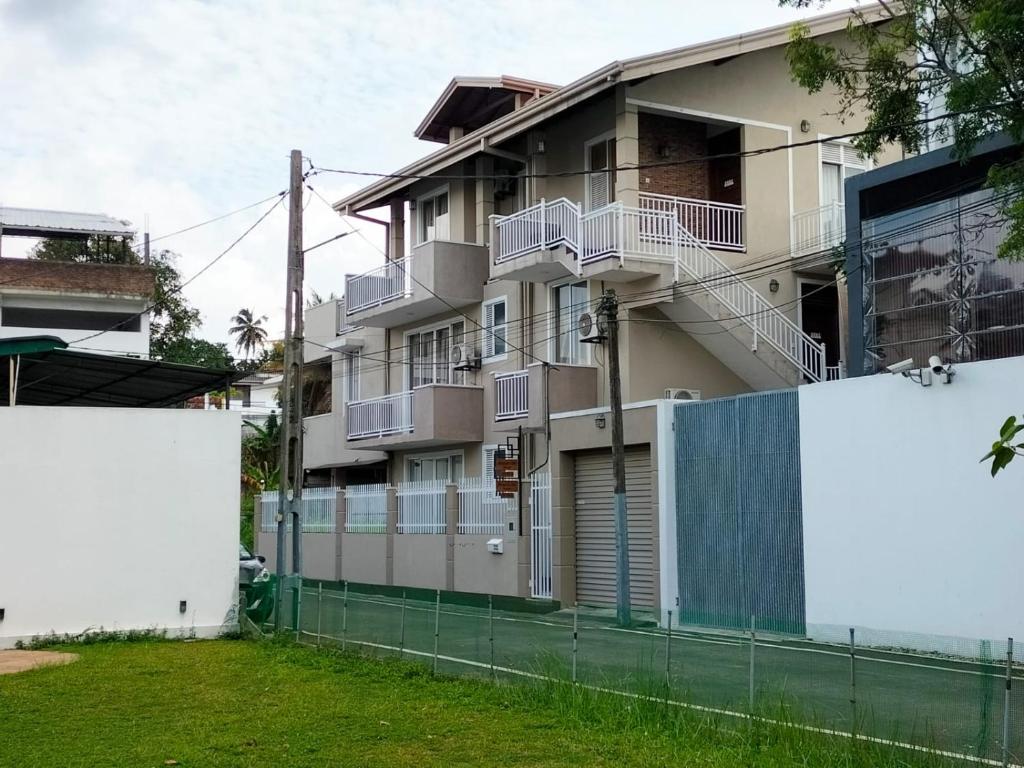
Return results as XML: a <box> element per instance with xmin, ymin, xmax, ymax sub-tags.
<box><xmin>674</xmin><ymin>390</ymin><xmax>805</xmax><ymax>635</ymax></box>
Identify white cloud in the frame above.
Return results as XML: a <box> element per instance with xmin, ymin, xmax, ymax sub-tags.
<box><xmin>0</xmin><ymin>0</ymin><xmax>858</xmax><ymax>345</ymax></box>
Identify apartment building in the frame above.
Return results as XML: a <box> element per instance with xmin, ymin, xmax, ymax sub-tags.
<box><xmin>280</xmin><ymin>5</ymin><xmax>902</xmax><ymax>609</ymax></box>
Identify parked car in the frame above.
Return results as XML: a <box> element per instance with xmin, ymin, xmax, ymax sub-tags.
<box><xmin>239</xmin><ymin>544</ymin><xmax>274</xmax><ymax>624</ymax></box>
<box><xmin>239</xmin><ymin>544</ymin><xmax>269</xmax><ymax>586</ymax></box>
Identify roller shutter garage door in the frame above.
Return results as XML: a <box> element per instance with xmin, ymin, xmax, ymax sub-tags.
<box><xmin>574</xmin><ymin>446</ymin><xmax>655</xmax><ymax>608</ymax></box>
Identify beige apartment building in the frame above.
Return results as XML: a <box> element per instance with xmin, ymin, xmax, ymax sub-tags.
<box><xmin>259</xmin><ymin>5</ymin><xmax>898</xmax><ymax>610</ymax></box>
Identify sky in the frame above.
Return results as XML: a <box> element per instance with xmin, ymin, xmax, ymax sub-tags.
<box><xmin>0</xmin><ymin>0</ymin><xmax>858</xmax><ymax>348</ymax></box>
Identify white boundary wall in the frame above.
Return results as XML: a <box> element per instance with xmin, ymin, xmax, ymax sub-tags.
<box><xmin>799</xmin><ymin>356</ymin><xmax>1024</xmax><ymax>647</ymax></box>
<box><xmin>0</xmin><ymin>407</ymin><xmax>240</xmax><ymax>647</ymax></box>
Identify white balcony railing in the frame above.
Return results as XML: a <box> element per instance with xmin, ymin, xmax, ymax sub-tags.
<box><xmin>491</xmin><ymin>195</ymin><xmax>827</xmax><ymax>382</ymax></box>
<box><xmin>345</xmin><ymin>256</ymin><xmax>410</xmax><ymax>315</ymax></box>
<box><xmin>792</xmin><ymin>202</ymin><xmax>845</xmax><ymax>257</ymax></box>
<box><xmin>494</xmin><ymin>370</ymin><xmax>529</xmax><ymax>420</ymax></box>
<box><xmin>346</xmin><ymin>391</ymin><xmax>414</xmax><ymax>440</ymax></box>
<box><xmin>639</xmin><ymin>192</ymin><xmax>745</xmax><ymax>251</ymax></box>
<box><xmin>492</xmin><ymin>198</ymin><xmax>580</xmax><ymax>262</ymax></box>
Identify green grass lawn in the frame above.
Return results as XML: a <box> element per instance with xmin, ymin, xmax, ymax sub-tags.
<box><xmin>0</xmin><ymin>638</ymin><xmax>962</xmax><ymax>768</ymax></box>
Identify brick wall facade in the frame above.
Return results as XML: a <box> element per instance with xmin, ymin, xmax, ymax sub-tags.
<box><xmin>638</xmin><ymin>113</ymin><xmax>709</xmax><ymax>200</ymax></box>
<box><xmin>0</xmin><ymin>258</ymin><xmax>155</xmax><ymax>297</ymax></box>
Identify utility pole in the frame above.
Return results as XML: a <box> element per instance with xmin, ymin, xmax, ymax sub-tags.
<box><xmin>275</xmin><ymin>148</ymin><xmax>305</xmax><ymax>630</ymax></box>
<box><xmin>601</xmin><ymin>289</ymin><xmax>630</xmax><ymax>627</ymax></box>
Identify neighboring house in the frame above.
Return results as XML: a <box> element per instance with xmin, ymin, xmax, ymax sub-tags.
<box><xmin>263</xmin><ymin>6</ymin><xmax>905</xmax><ymax>607</ymax></box>
<box><xmin>844</xmin><ymin>133</ymin><xmax>1024</xmax><ymax>376</ymax></box>
<box><xmin>0</xmin><ymin>207</ymin><xmax>151</xmax><ymax>357</ymax></box>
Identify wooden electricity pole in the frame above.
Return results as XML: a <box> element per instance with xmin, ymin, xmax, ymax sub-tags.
<box><xmin>275</xmin><ymin>148</ymin><xmax>305</xmax><ymax>630</ymax></box>
<box><xmin>601</xmin><ymin>289</ymin><xmax>631</xmax><ymax>627</ymax></box>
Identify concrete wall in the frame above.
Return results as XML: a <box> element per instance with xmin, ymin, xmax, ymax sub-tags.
<box><xmin>257</xmin><ymin>531</ymin><xmax>338</xmax><ymax>582</ymax></box>
<box><xmin>340</xmin><ymin>534</ymin><xmax>389</xmax><ymax>585</ymax></box>
<box><xmin>0</xmin><ymin>293</ymin><xmax>150</xmax><ymax>356</ymax></box>
<box><xmin>799</xmin><ymin>356</ymin><xmax>1024</xmax><ymax>647</ymax></box>
<box><xmin>453</xmin><ymin>535</ymin><xmax>519</xmax><ymax>596</ymax></box>
<box><xmin>0</xmin><ymin>407</ymin><xmax>239</xmax><ymax>647</ymax></box>
<box><xmin>393</xmin><ymin>535</ymin><xmax>448</xmax><ymax>590</ymax></box>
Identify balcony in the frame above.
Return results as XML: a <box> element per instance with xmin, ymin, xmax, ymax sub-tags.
<box><xmin>792</xmin><ymin>202</ymin><xmax>845</xmax><ymax>258</ymax></box>
<box><xmin>345</xmin><ymin>384</ymin><xmax>483</xmax><ymax>450</ymax></box>
<box><xmin>344</xmin><ymin>241</ymin><xmax>489</xmax><ymax>327</ymax></box>
<box><xmin>303</xmin><ymin>411</ymin><xmax>386</xmax><ymax>471</ymax></box>
<box><xmin>492</xmin><ymin>364</ymin><xmax>599</xmax><ymax>426</ymax></box>
<box><xmin>490</xmin><ymin>194</ymin><xmax>745</xmax><ymax>283</ymax></box>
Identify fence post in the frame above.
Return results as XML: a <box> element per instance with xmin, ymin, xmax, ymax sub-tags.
<box><xmin>294</xmin><ymin>578</ymin><xmax>302</xmax><ymax>642</ymax></box>
<box><xmin>399</xmin><ymin>589</ymin><xmax>407</xmax><ymax>659</ymax></box>
<box><xmin>316</xmin><ymin>582</ymin><xmax>323</xmax><ymax>648</ymax></box>
<box><xmin>849</xmin><ymin>627</ymin><xmax>857</xmax><ymax>737</ymax></box>
<box><xmin>749</xmin><ymin>614</ymin><xmax>756</xmax><ymax>715</ymax></box>
<box><xmin>341</xmin><ymin>581</ymin><xmax>349</xmax><ymax>652</ymax></box>
<box><xmin>1003</xmin><ymin>637</ymin><xmax>1014</xmax><ymax>768</ymax></box>
<box><xmin>432</xmin><ymin>589</ymin><xmax>441</xmax><ymax>675</ymax></box>
<box><xmin>571</xmin><ymin>602</ymin><xmax>579</xmax><ymax>684</ymax></box>
<box><xmin>665</xmin><ymin>609</ymin><xmax>673</xmax><ymax>693</ymax></box>
<box><xmin>489</xmin><ymin>594</ymin><xmax>495</xmax><ymax>681</ymax></box>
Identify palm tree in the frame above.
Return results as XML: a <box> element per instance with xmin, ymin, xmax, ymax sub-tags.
<box><xmin>230</xmin><ymin>308</ymin><xmax>269</xmax><ymax>360</ymax></box>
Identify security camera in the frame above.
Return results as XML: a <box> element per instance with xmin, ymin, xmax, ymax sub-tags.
<box><xmin>928</xmin><ymin>355</ymin><xmax>945</xmax><ymax>374</ymax></box>
<box><xmin>886</xmin><ymin>358</ymin><xmax>915</xmax><ymax>375</ymax></box>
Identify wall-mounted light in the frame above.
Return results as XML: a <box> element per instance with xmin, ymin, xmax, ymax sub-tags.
<box><xmin>800</xmin><ymin>119</ymin><xmax>811</xmax><ymax>133</ymax></box>
<box><xmin>657</xmin><ymin>144</ymin><xmax>672</xmax><ymax>159</ymax></box>
<box><xmin>769</xmin><ymin>279</ymin><xmax>780</xmax><ymax>293</ymax></box>
<box><xmin>179</xmin><ymin>600</ymin><xmax>187</xmax><ymax>614</ymax></box>
<box><xmin>595</xmin><ymin>414</ymin><xmax>606</xmax><ymax>429</ymax></box>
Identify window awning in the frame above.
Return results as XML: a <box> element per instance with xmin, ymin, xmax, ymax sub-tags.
<box><xmin>1</xmin><ymin>336</ymin><xmax>239</xmax><ymax>408</ymax></box>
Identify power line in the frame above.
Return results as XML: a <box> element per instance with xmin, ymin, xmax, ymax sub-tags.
<box><xmin>67</xmin><ymin>192</ymin><xmax>288</xmax><ymax>349</ymax></box>
<box><xmin>309</xmin><ymin>103</ymin><xmax>1014</xmax><ymax>184</ymax></box>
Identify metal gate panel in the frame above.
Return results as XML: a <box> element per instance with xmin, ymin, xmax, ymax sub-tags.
<box><xmin>530</xmin><ymin>472</ymin><xmax>553</xmax><ymax>599</ymax></box>
<box><xmin>675</xmin><ymin>391</ymin><xmax>805</xmax><ymax>634</ymax></box>
<box><xmin>574</xmin><ymin>447</ymin><xmax>654</xmax><ymax>608</ymax></box>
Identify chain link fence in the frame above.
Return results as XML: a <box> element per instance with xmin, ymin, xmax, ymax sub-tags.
<box><xmin>265</xmin><ymin>578</ymin><xmax>1022</xmax><ymax>766</ymax></box>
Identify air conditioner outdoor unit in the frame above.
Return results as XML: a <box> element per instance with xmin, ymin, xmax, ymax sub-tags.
<box><xmin>665</xmin><ymin>388</ymin><xmax>702</xmax><ymax>401</ymax></box>
<box><xmin>450</xmin><ymin>343</ymin><xmax>480</xmax><ymax>371</ymax></box>
<box><xmin>578</xmin><ymin>311</ymin><xmax>606</xmax><ymax>343</ymax></box>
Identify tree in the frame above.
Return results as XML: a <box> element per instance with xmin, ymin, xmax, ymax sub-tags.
<box><xmin>780</xmin><ymin>0</ymin><xmax>1024</xmax><ymax>476</ymax></box>
<box><xmin>241</xmin><ymin>412</ymin><xmax>281</xmax><ymax>491</ymax></box>
<box><xmin>229</xmin><ymin>308</ymin><xmax>269</xmax><ymax>360</ymax></box>
<box><xmin>306</xmin><ymin>289</ymin><xmax>338</xmax><ymax>309</ymax></box>
<box><xmin>782</xmin><ymin>0</ymin><xmax>1024</xmax><ymax>261</ymax></box>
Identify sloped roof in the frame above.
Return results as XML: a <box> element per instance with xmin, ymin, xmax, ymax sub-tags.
<box><xmin>335</xmin><ymin>3</ymin><xmax>886</xmax><ymax>214</ymax></box>
<box><xmin>0</xmin><ymin>207</ymin><xmax>134</xmax><ymax>239</ymax></box>
<box><xmin>0</xmin><ymin>336</ymin><xmax>239</xmax><ymax>408</ymax></box>
<box><xmin>415</xmin><ymin>76</ymin><xmax>559</xmax><ymax>144</ymax></box>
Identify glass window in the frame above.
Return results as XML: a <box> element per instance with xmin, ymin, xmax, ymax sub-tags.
<box><xmin>861</xmin><ymin>187</ymin><xmax>1024</xmax><ymax>372</ymax></box>
<box><xmin>419</xmin><ymin>190</ymin><xmax>450</xmax><ymax>243</ymax></box>
<box><xmin>554</xmin><ymin>281</ymin><xmax>589</xmax><ymax>365</ymax></box>
<box><xmin>344</xmin><ymin>351</ymin><xmax>360</xmax><ymax>403</ymax></box>
<box><xmin>408</xmin><ymin>322</ymin><xmax>465</xmax><ymax>388</ymax></box>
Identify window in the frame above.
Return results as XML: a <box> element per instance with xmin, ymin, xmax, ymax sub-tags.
<box><xmin>407</xmin><ymin>452</ymin><xmax>464</xmax><ymax>482</ymax></box>
<box><xmin>482</xmin><ymin>297</ymin><xmax>507</xmax><ymax>361</ymax></box>
<box><xmin>1</xmin><ymin>306</ymin><xmax>141</xmax><ymax>332</ymax></box>
<box><xmin>418</xmin><ymin>187</ymin><xmax>450</xmax><ymax>243</ymax></box>
<box><xmin>585</xmin><ymin>134</ymin><xmax>616</xmax><ymax>211</ymax></box>
<box><xmin>821</xmin><ymin>141</ymin><xmax>867</xmax><ymax>207</ymax></box>
<box><xmin>408</xmin><ymin>320</ymin><xmax>465</xmax><ymax>388</ymax></box>
<box><xmin>553</xmin><ymin>281</ymin><xmax>589</xmax><ymax>365</ymax></box>
<box><xmin>343</xmin><ymin>351</ymin><xmax>360</xmax><ymax>403</ymax></box>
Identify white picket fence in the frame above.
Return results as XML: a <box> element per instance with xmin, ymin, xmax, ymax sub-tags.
<box><xmin>259</xmin><ymin>487</ymin><xmax>338</xmax><ymax>533</ymax></box>
<box><xmin>458</xmin><ymin>476</ymin><xmax>514</xmax><ymax>535</ymax></box>
<box><xmin>344</xmin><ymin>484</ymin><xmax>388</xmax><ymax>533</ymax></box>
<box><xmin>397</xmin><ymin>479</ymin><xmax>447</xmax><ymax>534</ymax></box>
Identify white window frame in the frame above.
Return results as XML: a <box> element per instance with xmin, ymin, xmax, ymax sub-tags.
<box><xmin>343</xmin><ymin>350</ymin><xmax>360</xmax><ymax>404</ymax></box>
<box><xmin>549</xmin><ymin>278</ymin><xmax>591</xmax><ymax>366</ymax></box>
<box><xmin>416</xmin><ymin>184</ymin><xmax>451</xmax><ymax>245</ymax></box>
<box><xmin>404</xmin><ymin>317</ymin><xmax>466</xmax><ymax>389</ymax></box>
<box><xmin>584</xmin><ymin>130</ymin><xmax>616</xmax><ymax>211</ymax></box>
<box><xmin>817</xmin><ymin>137</ymin><xmax>873</xmax><ymax>207</ymax></box>
<box><xmin>406</xmin><ymin>449</ymin><xmax>465</xmax><ymax>482</ymax></box>
<box><xmin>481</xmin><ymin>296</ymin><xmax>508</xmax><ymax>363</ymax></box>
